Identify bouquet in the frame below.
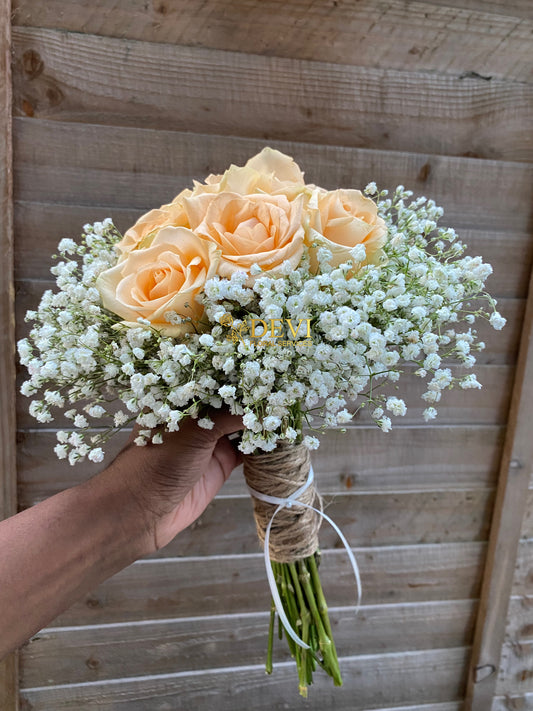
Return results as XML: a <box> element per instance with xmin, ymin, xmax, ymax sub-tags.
<box><xmin>18</xmin><ymin>148</ymin><xmax>505</xmax><ymax>696</ymax></box>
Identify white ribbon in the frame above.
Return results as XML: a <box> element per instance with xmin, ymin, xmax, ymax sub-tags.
<box><xmin>247</xmin><ymin>464</ymin><xmax>362</xmax><ymax>650</ymax></box>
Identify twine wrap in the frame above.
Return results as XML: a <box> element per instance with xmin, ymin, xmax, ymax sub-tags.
<box><xmin>242</xmin><ymin>442</ymin><xmax>322</xmax><ymax>563</ymax></box>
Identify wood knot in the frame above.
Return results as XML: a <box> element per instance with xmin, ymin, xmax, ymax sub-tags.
<box><xmin>417</xmin><ymin>162</ymin><xmax>432</xmax><ymax>183</ymax></box>
<box><xmin>85</xmin><ymin>595</ymin><xmax>102</xmax><ymax>609</ymax></box>
<box><xmin>46</xmin><ymin>85</ymin><xmax>64</xmax><ymax>107</ymax></box>
<box><xmin>22</xmin><ymin>49</ymin><xmax>44</xmax><ymax>79</ymax></box>
<box><xmin>85</xmin><ymin>656</ymin><xmax>100</xmax><ymax>670</ymax></box>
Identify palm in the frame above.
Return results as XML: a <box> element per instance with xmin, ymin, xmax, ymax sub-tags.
<box><xmin>122</xmin><ymin>412</ymin><xmax>243</xmax><ymax>550</ymax></box>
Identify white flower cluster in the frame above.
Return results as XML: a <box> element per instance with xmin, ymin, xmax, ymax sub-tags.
<box><xmin>18</xmin><ymin>187</ymin><xmax>505</xmax><ymax>463</ymax></box>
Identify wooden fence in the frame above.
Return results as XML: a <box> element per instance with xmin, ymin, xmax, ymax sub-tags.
<box><xmin>1</xmin><ymin>1</ymin><xmax>532</xmax><ymax>709</ymax></box>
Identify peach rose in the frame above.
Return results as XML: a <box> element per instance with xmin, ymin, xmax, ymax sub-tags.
<box><xmin>96</xmin><ymin>227</ymin><xmax>220</xmax><ymax>335</ymax></box>
<box><xmin>116</xmin><ymin>149</ymin><xmax>305</xmax><ymax>259</ymax></box>
<box><xmin>307</xmin><ymin>188</ymin><xmax>388</xmax><ymax>271</ymax></box>
<box><xmin>191</xmin><ymin>147</ymin><xmax>307</xmax><ymax>200</ymax></box>
<box><xmin>183</xmin><ymin>191</ymin><xmax>305</xmax><ymax>279</ymax></box>
<box><xmin>115</xmin><ymin>191</ymin><xmax>192</xmax><ymax>259</ymax></box>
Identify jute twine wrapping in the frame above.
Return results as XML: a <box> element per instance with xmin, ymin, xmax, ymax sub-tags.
<box><xmin>242</xmin><ymin>442</ymin><xmax>322</xmax><ymax>563</ymax></box>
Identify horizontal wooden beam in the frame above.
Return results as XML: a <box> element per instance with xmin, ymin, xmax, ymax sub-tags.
<box><xmin>12</xmin><ymin>119</ymin><xmax>533</xmax><ymax>232</ymax></box>
<box><xmin>50</xmin><ymin>542</ymin><xmax>486</xmax><ymax>626</ymax></box>
<box><xmin>19</xmin><ymin>647</ymin><xmax>469</xmax><ymax>710</ymax></box>
<box><xmin>9</xmin><ymin>0</ymin><xmax>532</xmax><ymax>81</ymax></box>
<box><xmin>10</xmin><ymin>27</ymin><xmax>533</xmax><ymax>160</ymax></box>
<box><xmin>16</xmin><ymin>425</ymin><xmax>505</xmax><ymax>506</ymax></box>
<box><xmin>20</xmin><ymin>599</ymin><xmax>477</xmax><ymax>687</ymax></box>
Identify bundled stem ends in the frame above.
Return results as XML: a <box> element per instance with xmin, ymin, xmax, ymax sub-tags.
<box><xmin>242</xmin><ymin>443</ymin><xmax>341</xmax><ymax>696</ymax></box>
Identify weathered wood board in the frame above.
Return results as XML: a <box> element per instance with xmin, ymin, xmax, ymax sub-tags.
<box><xmin>0</xmin><ymin>0</ymin><xmax>19</xmax><ymax>708</ymax></box>
<box><xmin>50</xmin><ymin>542</ymin><xmax>486</xmax><ymax>626</ymax></box>
<box><xmin>17</xmin><ymin>425</ymin><xmax>504</xmax><ymax>508</ymax></box>
<box><xmin>19</xmin><ymin>600</ymin><xmax>477</xmax><ymax>687</ymax></box>
<box><xmin>12</xmin><ymin>119</ymin><xmax>533</xmax><ymax>232</ymax></box>
<box><xmin>10</xmin><ymin>0</ymin><xmax>533</xmax><ymax>81</ymax></box>
<box><xmin>10</xmin><ymin>28</ymin><xmax>533</xmax><ymax>160</ymax></box>
<box><xmin>19</xmin><ymin>647</ymin><xmax>469</xmax><ymax>711</ymax></box>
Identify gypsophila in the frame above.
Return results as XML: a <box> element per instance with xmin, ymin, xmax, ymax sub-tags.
<box><xmin>19</xmin><ymin>181</ymin><xmax>503</xmax><ymax>464</ymax></box>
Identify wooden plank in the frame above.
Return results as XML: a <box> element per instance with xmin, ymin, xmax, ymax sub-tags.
<box><xmin>511</xmin><ymin>540</ymin><xmax>533</xmax><ymax>596</ymax></box>
<box><xmin>502</xmin><ymin>596</ymin><xmax>533</xmax><ymax>643</ymax></box>
<box><xmin>492</xmin><ymin>693</ymin><xmax>533</xmax><ymax>710</ymax></box>
<box><xmin>495</xmin><ymin>596</ymin><xmax>533</xmax><ymax>699</ymax></box>
<box><xmin>19</xmin><ymin>647</ymin><xmax>469</xmax><ymax>710</ymax></box>
<box><xmin>10</xmin><ymin>29</ymin><xmax>533</xmax><ymax>161</ymax></box>
<box><xmin>425</xmin><ymin>1</ymin><xmax>533</xmax><ymax>20</ymax></box>
<box><xmin>0</xmin><ymin>0</ymin><xmax>19</xmax><ymax>709</ymax></box>
<box><xmin>497</xmin><ymin>639</ymin><xmax>533</xmax><ymax>696</ymax></box>
<box><xmin>466</xmin><ymin>264</ymin><xmax>533</xmax><ymax>710</ymax></box>
<box><xmin>51</xmin><ymin>542</ymin><xmax>486</xmax><ymax>626</ymax></box>
<box><xmin>9</xmin><ymin>0</ymin><xmax>533</xmax><ymax>82</ymax></box>
<box><xmin>15</xmin><ymin>277</ymin><xmax>524</xmax><ymax>363</ymax></box>
<box><xmin>12</xmin><ymin>119</ymin><xmax>533</xmax><ymax>232</ymax></box>
<box><xmin>16</xmin><ymin>425</ymin><xmax>504</xmax><ymax>508</ymax></box>
<box><xmin>149</xmin><ymin>489</ymin><xmax>496</xmax><ymax>556</ymax></box>
<box><xmin>13</xmin><ymin>202</ymin><xmax>533</xmax><ymax>299</ymax></box>
<box><xmin>520</xmin><ymin>490</ymin><xmax>533</xmax><ymax>538</ymax></box>
<box><xmin>19</xmin><ymin>599</ymin><xmax>477</xmax><ymax>687</ymax></box>
<box><xmin>161</xmin><ymin>489</ymin><xmax>495</xmax><ymax>555</ymax></box>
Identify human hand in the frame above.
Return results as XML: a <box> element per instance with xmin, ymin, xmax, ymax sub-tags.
<box><xmin>107</xmin><ymin>410</ymin><xmax>243</xmax><ymax>553</ymax></box>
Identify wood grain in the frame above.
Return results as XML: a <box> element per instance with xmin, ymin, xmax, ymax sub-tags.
<box><xmin>521</xmin><ymin>490</ymin><xmax>533</xmax><ymax>538</ymax></box>
<box><xmin>9</xmin><ymin>0</ymin><xmax>533</xmax><ymax>82</ymax></box>
<box><xmin>10</xmin><ymin>28</ymin><xmax>533</xmax><ymax>160</ymax></box>
<box><xmin>13</xmin><ymin>202</ymin><xmax>533</xmax><ymax>299</ymax></box>
<box><xmin>497</xmin><ymin>639</ymin><xmax>533</xmax><ymax>695</ymax></box>
<box><xmin>426</xmin><ymin>0</ymin><xmax>533</xmax><ymax>20</ymax></box>
<box><xmin>19</xmin><ymin>647</ymin><xmax>469</xmax><ymax>710</ymax></box>
<box><xmin>153</xmin><ymin>489</ymin><xmax>495</xmax><ymax>556</ymax></box>
<box><xmin>50</xmin><ymin>542</ymin><xmax>486</xmax><ymax>626</ymax></box>
<box><xmin>492</xmin><ymin>693</ymin><xmax>533</xmax><ymax>711</ymax></box>
<box><xmin>16</xmin><ymin>425</ymin><xmax>505</xmax><ymax>508</ymax></box>
<box><xmin>12</xmin><ymin>118</ymin><xmax>533</xmax><ymax>232</ymax></box>
<box><xmin>15</xmin><ymin>455</ymin><xmax>497</xmax><ymax>551</ymax></box>
<box><xmin>466</xmin><ymin>259</ymin><xmax>533</xmax><ymax>709</ymax></box>
<box><xmin>19</xmin><ymin>599</ymin><xmax>477</xmax><ymax>687</ymax></box>
<box><xmin>512</xmin><ymin>540</ymin><xmax>533</xmax><ymax>596</ymax></box>
<box><xmin>0</xmin><ymin>0</ymin><xmax>19</xmax><ymax>709</ymax></box>
<box><xmin>501</xmin><ymin>597</ymin><xmax>533</xmax><ymax>643</ymax></box>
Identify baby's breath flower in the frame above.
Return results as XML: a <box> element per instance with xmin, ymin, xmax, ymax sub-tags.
<box><xmin>88</xmin><ymin>448</ymin><xmax>104</xmax><ymax>463</ymax></box>
<box><xmin>303</xmin><ymin>435</ymin><xmax>320</xmax><ymax>450</ymax></box>
<box><xmin>489</xmin><ymin>312</ymin><xmax>506</xmax><ymax>330</ymax></box>
<box><xmin>423</xmin><ymin>407</ymin><xmax>437</xmax><ymax>422</ymax></box>
<box><xmin>18</xmin><ymin>184</ymin><xmax>501</xmax><ymax>459</ymax></box>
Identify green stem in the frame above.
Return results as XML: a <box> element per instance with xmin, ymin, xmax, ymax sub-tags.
<box><xmin>266</xmin><ymin>600</ymin><xmax>275</xmax><ymax>675</ymax></box>
<box><xmin>308</xmin><ymin>553</ymin><xmax>334</xmax><ymax>641</ymax></box>
<box><xmin>298</xmin><ymin>558</ymin><xmax>343</xmax><ymax>687</ymax></box>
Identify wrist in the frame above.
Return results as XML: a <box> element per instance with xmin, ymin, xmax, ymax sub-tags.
<box><xmin>85</xmin><ymin>459</ymin><xmax>159</xmax><ymax>559</ymax></box>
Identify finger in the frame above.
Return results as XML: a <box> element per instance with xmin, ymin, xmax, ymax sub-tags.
<box><xmin>207</xmin><ymin>410</ymin><xmax>244</xmax><ymax>441</ymax></box>
<box><xmin>212</xmin><ymin>436</ymin><xmax>242</xmax><ymax>481</ymax></box>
